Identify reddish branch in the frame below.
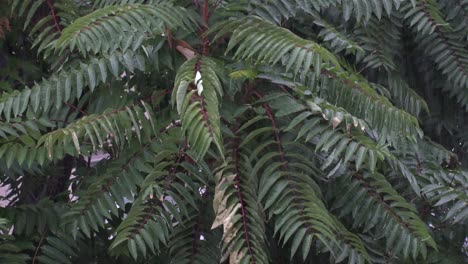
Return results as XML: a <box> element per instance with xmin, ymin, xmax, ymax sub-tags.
<box><xmin>32</xmin><ymin>227</ymin><xmax>48</xmax><ymax>264</ymax></box>
<box><xmin>165</xmin><ymin>27</ymin><xmax>174</xmax><ymax>48</ymax></box>
<box><xmin>264</xmin><ymin>104</ymin><xmax>288</xmax><ymax>165</ymax></box>
<box><xmin>249</xmin><ymin>90</ymin><xmax>321</xmax><ymax>239</ymax></box>
<box><xmin>130</xmin><ymin>206</ymin><xmax>157</xmax><ymax>239</ymax></box>
<box><xmin>194</xmin><ymin>93</ymin><xmax>216</xmax><ymax>138</ymax></box>
<box><xmin>0</xmin><ymin>17</ymin><xmax>10</xmax><ymax>39</ymax></box>
<box><xmin>200</xmin><ymin>1</ymin><xmax>210</xmax><ymax>55</ymax></box>
<box><xmin>249</xmin><ymin>87</ymin><xmax>363</xmax><ymax>252</ymax></box>
<box><xmin>232</xmin><ymin>135</ymin><xmax>256</xmax><ymax>263</ymax></box>
<box><xmin>65</xmin><ymin>101</ymin><xmax>88</xmax><ymax>115</ymax></box>
<box><xmin>252</xmin><ymin>91</ymin><xmax>288</xmax><ymax>168</ymax></box>
<box><xmin>46</xmin><ymin>0</ymin><xmax>61</xmax><ymax>32</ymax></box>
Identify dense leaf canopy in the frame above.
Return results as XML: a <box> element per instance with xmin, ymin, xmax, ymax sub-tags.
<box><xmin>0</xmin><ymin>0</ymin><xmax>467</xmax><ymax>263</ymax></box>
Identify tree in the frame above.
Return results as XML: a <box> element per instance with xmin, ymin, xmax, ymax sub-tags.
<box><xmin>0</xmin><ymin>0</ymin><xmax>466</xmax><ymax>263</ymax></box>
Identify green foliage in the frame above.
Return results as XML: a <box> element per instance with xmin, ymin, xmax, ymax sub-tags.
<box><xmin>38</xmin><ymin>100</ymin><xmax>158</xmax><ymax>158</ymax></box>
<box><xmin>0</xmin><ymin>218</ymin><xmax>30</xmax><ymax>264</ymax></box>
<box><xmin>54</xmin><ymin>3</ymin><xmax>196</xmax><ymax>56</ymax></box>
<box><xmin>247</xmin><ymin>0</ymin><xmax>407</xmax><ymax>23</ymax></box>
<box><xmin>333</xmin><ymin>172</ymin><xmax>436</xmax><ymax>258</ymax></box>
<box><xmin>212</xmin><ymin>159</ymin><xmax>270</xmax><ymax>263</ymax></box>
<box><xmin>211</xmin><ymin>16</ymin><xmax>342</xmax><ymax>77</ymax></box>
<box><xmin>403</xmin><ymin>0</ymin><xmax>468</xmax><ymax>89</ymax></box>
<box><xmin>422</xmin><ymin>171</ymin><xmax>468</xmax><ymax>224</ymax></box>
<box><xmin>168</xmin><ymin>205</ymin><xmax>222</xmax><ymax>264</ymax></box>
<box><xmin>1</xmin><ymin>0</ymin><xmax>467</xmax><ymax>263</ymax></box>
<box><xmin>173</xmin><ymin>57</ymin><xmax>225</xmax><ymax>161</ymax></box>
<box><xmin>0</xmin><ymin>49</ymin><xmax>148</xmax><ymax>121</ymax></box>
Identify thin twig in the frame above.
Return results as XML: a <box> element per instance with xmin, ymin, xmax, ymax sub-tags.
<box><xmin>46</xmin><ymin>0</ymin><xmax>61</xmax><ymax>32</ymax></box>
<box><xmin>32</xmin><ymin>227</ymin><xmax>48</xmax><ymax>264</ymax></box>
<box><xmin>208</xmin><ymin>0</ymin><xmax>223</xmax><ymax>16</ymax></box>
<box><xmin>64</xmin><ymin>101</ymin><xmax>88</xmax><ymax>115</ymax></box>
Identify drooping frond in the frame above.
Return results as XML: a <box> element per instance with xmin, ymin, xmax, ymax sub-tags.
<box><xmin>212</xmin><ymin>158</ymin><xmax>270</xmax><ymax>264</ymax></box>
<box><xmin>385</xmin><ymin>73</ymin><xmax>429</xmax><ymax>117</ymax></box>
<box><xmin>37</xmin><ymin>99</ymin><xmax>158</xmax><ymax>159</ymax></box>
<box><xmin>316</xmin><ymin>68</ymin><xmax>422</xmax><ymax>143</ymax></box>
<box><xmin>238</xmin><ymin>105</ymin><xmax>371</xmax><ymax>263</ymax></box>
<box><xmin>423</xmin><ymin>179</ymin><xmax>468</xmax><ymax>224</ymax></box>
<box><xmin>248</xmin><ymin>0</ymin><xmax>406</xmax><ymax>23</ymax></box>
<box><xmin>211</xmin><ymin>16</ymin><xmax>342</xmax><ymax>78</ymax></box>
<box><xmin>353</xmin><ymin>14</ymin><xmax>403</xmax><ymax>71</ymax></box>
<box><xmin>261</xmin><ymin>92</ymin><xmax>387</xmax><ymax>173</ymax></box>
<box><xmin>61</xmin><ymin>138</ymin><xmax>156</xmax><ymax>238</ymax></box>
<box><xmin>0</xmin><ymin>141</ymin><xmax>50</xmax><ymax>168</ymax></box>
<box><xmin>403</xmin><ymin>1</ymin><xmax>468</xmax><ymax>89</ymax></box>
<box><xmin>0</xmin><ymin>116</ymin><xmax>56</xmax><ymax>167</ymax></box>
<box><xmin>54</xmin><ymin>3</ymin><xmax>197</xmax><ymax>56</ymax></box>
<box><xmin>332</xmin><ymin>172</ymin><xmax>437</xmax><ymax>259</ymax></box>
<box><xmin>2</xmin><ymin>0</ymin><xmax>468</xmax><ymax>262</ymax></box>
<box><xmin>0</xmin><ymin>49</ymin><xmax>151</xmax><ymax>120</ymax></box>
<box><xmin>439</xmin><ymin>0</ymin><xmax>468</xmax><ymax>40</ymax></box>
<box><xmin>109</xmin><ymin>188</ymin><xmax>172</xmax><ymax>260</ymax></box>
<box><xmin>11</xmin><ymin>0</ymin><xmax>81</xmax><ymax>60</ymax></box>
<box><xmin>36</xmin><ymin>232</ymin><xmax>84</xmax><ymax>264</ymax></box>
<box><xmin>312</xmin><ymin>13</ymin><xmax>365</xmax><ymax>56</ymax></box>
<box><xmin>248</xmin><ymin>0</ymin><xmax>338</xmax><ymax>23</ymax></box>
<box><xmin>308</xmin><ymin>11</ymin><xmax>402</xmax><ymax>71</ymax></box>
<box><xmin>169</xmin><ymin>207</ymin><xmax>222</xmax><ymax>264</ymax></box>
<box><xmin>173</xmin><ymin>57</ymin><xmax>224</xmax><ymax>161</ymax></box>
<box><xmin>11</xmin><ymin>198</ymin><xmax>64</xmax><ymax>236</ymax></box>
<box><xmin>108</xmin><ymin>136</ymin><xmax>207</xmax><ymax>260</ymax></box>
<box><xmin>0</xmin><ymin>116</ymin><xmax>54</xmax><ymax>139</ymax></box>
<box><xmin>389</xmin><ymin>139</ymin><xmax>468</xmax><ymax>224</ymax></box>
<box><xmin>260</xmin><ymin>68</ymin><xmax>421</xmax><ymax>148</ymax></box>
<box><xmin>259</xmin><ymin>158</ymin><xmax>371</xmax><ymax>262</ymax></box>
<box><xmin>214</xmin><ymin>17</ymin><xmax>422</xmax><ymax>143</ymax></box>
<box><xmin>338</xmin><ymin>0</ymin><xmax>407</xmax><ymax>21</ymax></box>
